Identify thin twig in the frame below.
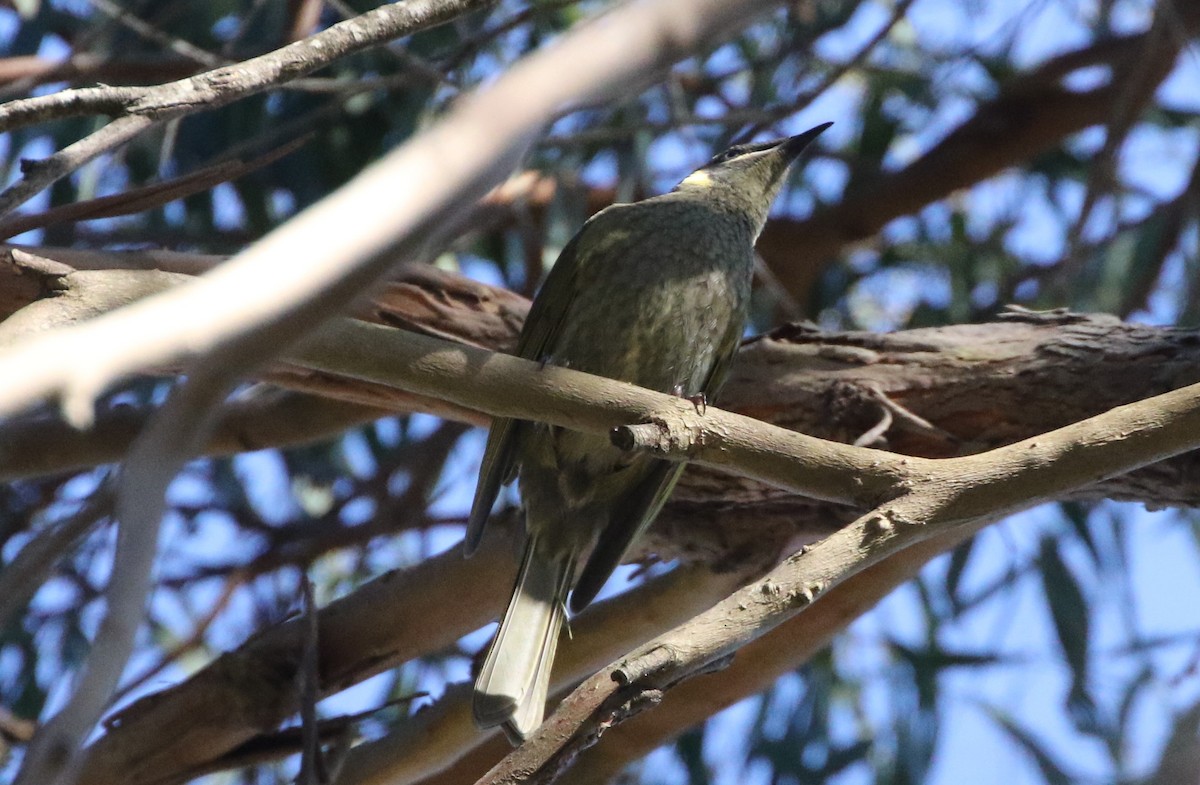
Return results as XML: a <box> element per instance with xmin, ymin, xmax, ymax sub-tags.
<box><xmin>297</xmin><ymin>573</ymin><xmax>325</xmax><ymax>785</ymax></box>
<box><xmin>0</xmin><ymin>133</ymin><xmax>311</xmax><ymax>239</ymax></box>
<box><xmin>0</xmin><ymin>480</ymin><xmax>113</xmax><ymax>630</ymax></box>
<box><xmin>0</xmin><ymin>0</ymin><xmax>499</xmax><ymax>218</ymax></box>
<box><xmin>86</xmin><ymin>0</ymin><xmax>227</xmax><ymax>68</ymax></box>
<box><xmin>109</xmin><ymin>574</ymin><xmax>246</xmax><ymax>703</ymax></box>
<box><xmin>734</xmin><ymin>0</ymin><xmax>917</xmax><ymax>143</ymax></box>
<box><xmin>0</xmin><ymin>114</ymin><xmax>154</xmax><ymax>221</ymax></box>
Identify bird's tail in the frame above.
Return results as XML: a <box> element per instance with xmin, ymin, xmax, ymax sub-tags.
<box><xmin>473</xmin><ymin>535</ymin><xmax>573</xmax><ymax>741</ymax></box>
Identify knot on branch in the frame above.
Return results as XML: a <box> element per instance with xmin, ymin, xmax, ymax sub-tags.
<box><xmin>598</xmin><ymin>688</ymin><xmax>664</xmax><ymax>736</ymax></box>
<box><xmin>861</xmin><ymin>508</ymin><xmax>920</xmax><ymax>545</ymax></box>
<box><xmin>610</xmin><ymin>411</ymin><xmax>707</xmax><ymax>457</ymax></box>
<box><xmin>18</xmin><ymin>158</ymin><xmax>50</xmax><ymax>177</ymax></box>
<box><xmin>610</xmin><ymin>643</ymin><xmax>732</xmax><ymax>712</ymax></box>
<box><xmin>611</xmin><ymin>644</ymin><xmax>676</xmax><ymax>688</ymax></box>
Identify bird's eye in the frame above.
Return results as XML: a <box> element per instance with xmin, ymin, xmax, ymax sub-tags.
<box><xmin>712</xmin><ymin>147</ymin><xmax>743</xmax><ymax>164</ymax></box>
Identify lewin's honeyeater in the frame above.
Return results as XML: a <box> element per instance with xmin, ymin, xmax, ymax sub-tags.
<box><xmin>465</xmin><ymin>122</ymin><xmax>832</xmax><ymax>741</ymax></box>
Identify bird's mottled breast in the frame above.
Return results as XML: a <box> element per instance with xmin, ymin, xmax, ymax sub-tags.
<box><xmin>548</xmin><ymin>196</ymin><xmax>756</xmax><ymax>393</ymax></box>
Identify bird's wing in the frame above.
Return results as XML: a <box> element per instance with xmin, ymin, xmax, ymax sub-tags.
<box><xmin>569</xmin><ymin>307</ymin><xmax>745</xmax><ymax>606</ymax></box>
<box><xmin>465</xmin><ymin>213</ymin><xmax>610</xmax><ymax>553</ymax></box>
<box><xmin>569</xmin><ymin>460</ymin><xmax>685</xmax><ymax>612</ymax></box>
<box><xmin>464</xmin><ymin>417</ymin><xmax>521</xmax><ymax>554</ymax></box>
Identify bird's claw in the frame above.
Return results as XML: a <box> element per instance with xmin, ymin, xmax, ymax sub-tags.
<box><xmin>672</xmin><ymin>384</ymin><xmax>707</xmax><ymax>415</ymax></box>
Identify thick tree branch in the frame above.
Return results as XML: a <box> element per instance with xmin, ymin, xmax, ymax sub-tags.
<box><xmin>77</xmin><ymin>546</ymin><xmax>746</xmax><ymax>785</ymax></box>
<box><xmin>471</xmin><ymin>371</ymin><xmax>1200</xmax><ymax>782</ymax></box>
<box><xmin>415</xmin><ymin>532</ymin><xmax>970</xmax><ymax>785</ymax></box>
<box><xmin>5</xmin><ymin>255</ymin><xmax>1200</xmax><ymax>556</ymax></box>
<box><xmin>0</xmin><ymin>0</ymin><xmax>788</xmax><ymax>427</ymax></box>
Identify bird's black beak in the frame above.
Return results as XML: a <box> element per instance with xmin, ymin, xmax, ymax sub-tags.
<box><xmin>780</xmin><ymin>122</ymin><xmax>833</xmax><ymax>161</ymax></box>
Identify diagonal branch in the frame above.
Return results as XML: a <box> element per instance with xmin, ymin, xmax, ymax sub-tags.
<box><xmin>0</xmin><ymin>0</ymin><xmax>790</xmax><ymax>427</ymax></box>
<box><xmin>421</xmin><ymin>531</ymin><xmax>969</xmax><ymax>785</ymax></box>
<box><xmin>74</xmin><ymin>535</ymin><xmax>515</xmax><ymax>785</ymax></box>
<box><xmin>76</xmin><ymin>549</ymin><xmax>744</xmax><ymax>785</ymax></box>
<box><xmin>472</xmin><ymin>371</ymin><xmax>1200</xmax><ymax>782</ymax></box>
<box><xmin>0</xmin><ymin>134</ymin><xmax>311</xmax><ymax>240</ymax></box>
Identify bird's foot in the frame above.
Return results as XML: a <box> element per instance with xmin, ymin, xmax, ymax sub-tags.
<box><xmin>672</xmin><ymin>384</ymin><xmax>707</xmax><ymax>415</ymax></box>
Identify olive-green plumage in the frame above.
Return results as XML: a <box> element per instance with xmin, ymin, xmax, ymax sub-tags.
<box><xmin>466</xmin><ymin>122</ymin><xmax>831</xmax><ymax>741</ymax></box>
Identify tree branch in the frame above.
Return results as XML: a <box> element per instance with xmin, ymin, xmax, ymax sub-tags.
<box><xmin>0</xmin><ymin>0</ymin><xmax>789</xmax><ymax>427</ymax></box>
<box><xmin>470</xmin><ymin>369</ymin><xmax>1200</xmax><ymax>781</ymax></box>
<box><xmin>6</xmin><ymin>253</ymin><xmax>1200</xmax><ymax>556</ymax></box>
<box><xmin>77</xmin><ymin>546</ymin><xmax>747</xmax><ymax>785</ymax></box>
<box><xmin>318</xmin><ymin>565</ymin><xmax>749</xmax><ymax>785</ymax></box>
<box><xmin>0</xmin><ymin>388</ymin><xmax>390</xmax><ymax>481</ymax></box>
<box><xmin>74</xmin><ymin>535</ymin><xmax>514</xmax><ymax>785</ymax></box>
<box><xmin>411</xmin><ymin>532</ymin><xmax>970</xmax><ymax>785</ymax></box>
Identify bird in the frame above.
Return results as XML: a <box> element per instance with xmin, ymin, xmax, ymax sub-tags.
<box><xmin>464</xmin><ymin>122</ymin><xmax>832</xmax><ymax>742</ymax></box>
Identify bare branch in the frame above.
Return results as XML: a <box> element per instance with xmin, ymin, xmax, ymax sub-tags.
<box><xmin>0</xmin><ymin>114</ymin><xmax>155</xmax><ymax>221</ymax></box>
<box><xmin>471</xmin><ymin>367</ymin><xmax>1200</xmax><ymax>779</ymax></box>
<box><xmin>74</xmin><ymin>545</ymin><xmax>745</xmax><ymax>785</ymax></box>
<box><xmin>0</xmin><ymin>134</ymin><xmax>311</xmax><ymax>240</ymax></box>
<box><xmin>296</xmin><ymin>574</ymin><xmax>325</xmax><ymax>785</ymax></box>
<box><xmin>7</xmin><ymin>254</ymin><xmax>1200</xmax><ymax>531</ymax></box>
<box><xmin>85</xmin><ymin>0</ymin><xmax>226</xmax><ymax>68</ymax></box>
<box><xmin>489</xmin><ymin>531</ymin><xmax>970</xmax><ymax>785</ymax></box>
<box><xmin>330</xmin><ymin>565</ymin><xmax>749</xmax><ymax>785</ymax></box>
<box><xmin>170</xmin><ymin>526</ymin><xmax>1000</xmax><ymax>785</ymax></box>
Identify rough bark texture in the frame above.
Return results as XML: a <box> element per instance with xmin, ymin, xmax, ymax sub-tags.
<box><xmin>5</xmin><ymin>258</ymin><xmax>1200</xmax><ymax>785</ymax></box>
<box><xmin>345</xmin><ymin>261</ymin><xmax>1200</xmax><ymax>570</ymax></box>
<box><xmin>5</xmin><ymin>247</ymin><xmax>1199</xmax><ymax>575</ymax></box>
<box><xmin>651</xmin><ymin>311</ymin><xmax>1200</xmax><ymax>568</ymax></box>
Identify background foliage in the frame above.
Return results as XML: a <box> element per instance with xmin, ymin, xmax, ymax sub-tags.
<box><xmin>1</xmin><ymin>0</ymin><xmax>1199</xmax><ymax>783</ymax></box>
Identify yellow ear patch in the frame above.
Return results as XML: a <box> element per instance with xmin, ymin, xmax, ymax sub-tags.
<box><xmin>681</xmin><ymin>170</ymin><xmax>713</xmax><ymax>188</ymax></box>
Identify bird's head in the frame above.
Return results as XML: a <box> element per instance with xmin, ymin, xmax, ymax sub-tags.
<box><xmin>674</xmin><ymin>122</ymin><xmax>832</xmax><ymax>231</ymax></box>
